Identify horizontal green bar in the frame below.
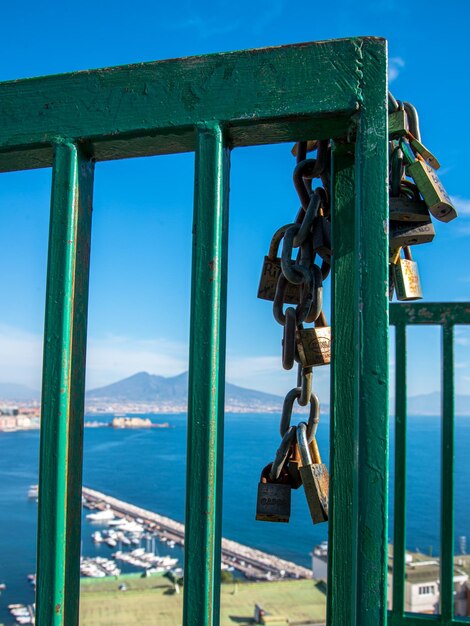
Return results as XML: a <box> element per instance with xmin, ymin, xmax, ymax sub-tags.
<box><xmin>0</xmin><ymin>37</ymin><xmax>385</xmax><ymax>171</ymax></box>
<box><xmin>388</xmin><ymin>612</ymin><xmax>469</xmax><ymax>625</ymax></box>
<box><xmin>390</xmin><ymin>303</ymin><xmax>470</xmax><ymax>326</ymax></box>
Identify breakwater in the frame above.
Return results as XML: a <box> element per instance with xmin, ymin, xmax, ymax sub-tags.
<box><xmin>83</xmin><ymin>486</ymin><xmax>311</xmax><ymax>580</ymax></box>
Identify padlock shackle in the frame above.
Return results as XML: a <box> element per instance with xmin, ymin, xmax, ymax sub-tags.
<box><xmin>403</xmin><ymin>245</ymin><xmax>413</xmax><ymax>261</ymax></box>
<box><xmin>399</xmin><ymin>138</ymin><xmax>416</xmax><ymax>166</ymax></box>
<box><xmin>403</xmin><ymin>101</ymin><xmax>421</xmax><ymax>142</ymax></box>
<box><xmin>297</xmin><ymin>422</ymin><xmax>313</xmax><ymax>467</ymax></box>
<box><xmin>269</xmin><ymin>425</ymin><xmax>297</xmax><ymax>481</ymax></box>
<box><xmin>390</xmin><ymin>145</ymin><xmax>405</xmax><ymax>198</ymax></box>
<box><xmin>388</xmin><ymin>91</ymin><xmax>399</xmax><ymax>113</ymax></box>
<box><xmin>267</xmin><ymin>223</ymin><xmax>294</xmax><ymax>260</ymax></box>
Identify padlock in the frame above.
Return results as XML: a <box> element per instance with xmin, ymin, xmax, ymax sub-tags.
<box><xmin>389</xmin><ymin>247</ymin><xmax>401</xmax><ymax>265</ymax></box>
<box><xmin>258</xmin><ymin>257</ymin><xmax>301</xmax><ymax>303</ymax></box>
<box><xmin>389</xmin><ymin>219</ymin><xmax>435</xmax><ymax>248</ymax></box>
<box><xmin>393</xmin><ymin>246</ymin><xmax>423</xmax><ymax>301</ymax></box>
<box><xmin>297</xmin><ymin>422</ymin><xmax>329</xmax><ymax>525</ymax></box>
<box><xmin>296</xmin><ymin>311</ymin><xmax>331</xmax><ymax>368</ymax></box>
<box><xmin>388</xmin><ymin>109</ymin><xmax>409</xmax><ymax>138</ymax></box>
<box><xmin>256</xmin><ymin>463</ymin><xmax>291</xmax><ymax>523</ymax></box>
<box><xmin>406</xmin><ymin>132</ymin><xmax>440</xmax><ymax>170</ymax></box>
<box><xmin>401</xmin><ymin>140</ymin><xmax>457</xmax><ymax>223</ymax></box>
<box><xmin>389</xmin><ymin>196</ymin><xmax>431</xmax><ymax>222</ymax></box>
<box><xmin>257</xmin><ymin>225</ymin><xmax>302</xmax><ymax>303</ymax></box>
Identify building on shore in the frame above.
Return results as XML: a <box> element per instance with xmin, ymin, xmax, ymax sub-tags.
<box><xmin>311</xmin><ymin>542</ymin><xmax>328</xmax><ymax>582</ymax></box>
<box><xmin>311</xmin><ymin>542</ymin><xmax>470</xmax><ymax>616</ymax></box>
<box><xmin>0</xmin><ymin>406</ymin><xmax>40</xmax><ymax>431</ymax></box>
<box><xmin>111</xmin><ymin>416</ymin><xmax>153</xmax><ymax>428</ymax></box>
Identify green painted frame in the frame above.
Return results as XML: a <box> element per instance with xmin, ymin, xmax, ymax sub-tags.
<box><xmin>389</xmin><ymin>302</ymin><xmax>470</xmax><ymax>626</ymax></box>
<box><xmin>0</xmin><ymin>38</ymin><xmax>389</xmax><ymax>626</ymax></box>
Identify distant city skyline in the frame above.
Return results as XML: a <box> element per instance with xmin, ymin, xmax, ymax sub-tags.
<box><xmin>1</xmin><ymin>1</ymin><xmax>469</xmax><ymax>400</ymax></box>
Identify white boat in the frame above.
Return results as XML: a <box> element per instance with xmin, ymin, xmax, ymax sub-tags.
<box><xmin>27</xmin><ymin>486</ymin><xmax>38</xmax><ymax>499</ymax></box>
<box><xmin>131</xmin><ymin>548</ymin><xmax>145</xmax><ymax>557</ymax></box>
<box><xmin>91</xmin><ymin>531</ymin><xmax>103</xmax><ymax>543</ymax></box>
<box><xmin>86</xmin><ymin>508</ymin><xmax>115</xmax><ymax>522</ymax></box>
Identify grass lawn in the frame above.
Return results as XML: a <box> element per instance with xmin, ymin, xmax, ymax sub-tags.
<box><xmin>79</xmin><ymin>576</ymin><xmax>326</xmax><ymax>625</ymax></box>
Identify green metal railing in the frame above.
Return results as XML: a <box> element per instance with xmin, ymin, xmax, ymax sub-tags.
<box><xmin>389</xmin><ymin>302</ymin><xmax>470</xmax><ymax>626</ymax></box>
<box><xmin>0</xmin><ymin>38</ymin><xmax>389</xmax><ymax>626</ymax></box>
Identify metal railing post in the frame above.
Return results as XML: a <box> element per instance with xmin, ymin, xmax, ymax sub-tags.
<box><xmin>183</xmin><ymin>123</ymin><xmax>230</xmax><ymax>626</ymax></box>
<box><xmin>36</xmin><ymin>141</ymin><xmax>94</xmax><ymax>626</ymax></box>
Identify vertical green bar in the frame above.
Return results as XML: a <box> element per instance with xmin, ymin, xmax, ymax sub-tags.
<box><xmin>328</xmin><ymin>39</ymin><xmax>389</xmax><ymax>626</ymax></box>
<box><xmin>328</xmin><ymin>145</ymin><xmax>358</xmax><ymax>624</ymax></box>
<box><xmin>392</xmin><ymin>324</ymin><xmax>407</xmax><ymax>619</ymax></box>
<box><xmin>36</xmin><ymin>142</ymin><xmax>94</xmax><ymax>625</ymax></box>
<box><xmin>355</xmin><ymin>41</ymin><xmax>389</xmax><ymax>626</ymax></box>
<box><xmin>183</xmin><ymin>122</ymin><xmax>230</xmax><ymax>626</ymax></box>
<box><xmin>440</xmin><ymin>324</ymin><xmax>454</xmax><ymax>621</ymax></box>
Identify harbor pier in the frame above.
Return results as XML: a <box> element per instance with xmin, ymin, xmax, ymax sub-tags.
<box><xmin>82</xmin><ymin>487</ymin><xmax>311</xmax><ymax>581</ymax></box>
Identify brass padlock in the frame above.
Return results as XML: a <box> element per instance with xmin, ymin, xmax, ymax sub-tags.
<box><xmin>406</xmin><ymin>132</ymin><xmax>440</xmax><ymax>170</ymax></box>
<box><xmin>389</xmin><ymin>219</ymin><xmax>435</xmax><ymax>248</ymax></box>
<box><xmin>388</xmin><ymin>109</ymin><xmax>409</xmax><ymax>138</ymax></box>
<box><xmin>389</xmin><ymin>196</ymin><xmax>431</xmax><ymax>222</ymax></box>
<box><xmin>296</xmin><ymin>311</ymin><xmax>331</xmax><ymax>368</ymax></box>
<box><xmin>297</xmin><ymin>422</ymin><xmax>328</xmax><ymax>525</ymax></box>
<box><xmin>393</xmin><ymin>246</ymin><xmax>423</xmax><ymax>301</ymax></box>
<box><xmin>402</xmin><ymin>140</ymin><xmax>457</xmax><ymax>223</ymax></box>
<box><xmin>256</xmin><ymin>463</ymin><xmax>291</xmax><ymax>523</ymax></box>
<box><xmin>257</xmin><ymin>227</ymin><xmax>301</xmax><ymax>303</ymax></box>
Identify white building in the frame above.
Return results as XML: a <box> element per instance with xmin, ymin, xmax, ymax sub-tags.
<box><xmin>312</xmin><ymin>542</ymin><xmax>469</xmax><ymax>616</ymax></box>
<box><xmin>387</xmin><ymin>546</ymin><xmax>468</xmax><ymax>615</ymax></box>
<box><xmin>311</xmin><ymin>541</ymin><xmax>328</xmax><ymax>581</ymax></box>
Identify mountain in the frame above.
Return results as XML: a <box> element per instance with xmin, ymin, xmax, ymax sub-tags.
<box><xmin>86</xmin><ymin>371</ymin><xmax>283</xmax><ymax>412</ymax></box>
<box><xmin>0</xmin><ymin>382</ymin><xmax>39</xmax><ymax>402</ymax></box>
<box><xmin>405</xmin><ymin>391</ymin><xmax>470</xmax><ymax>416</ymax></box>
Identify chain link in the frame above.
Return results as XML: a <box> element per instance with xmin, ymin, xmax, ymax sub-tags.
<box><xmin>256</xmin><ymin>91</ymin><xmax>458</xmax><ymax>499</ymax></box>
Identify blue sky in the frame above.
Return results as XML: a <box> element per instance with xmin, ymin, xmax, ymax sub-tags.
<box><xmin>0</xmin><ymin>0</ymin><xmax>469</xmax><ymax>399</ymax></box>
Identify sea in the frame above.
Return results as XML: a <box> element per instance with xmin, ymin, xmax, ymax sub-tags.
<box><xmin>0</xmin><ymin>412</ymin><xmax>469</xmax><ymax>624</ymax></box>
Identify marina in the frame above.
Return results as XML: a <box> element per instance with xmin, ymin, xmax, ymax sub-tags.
<box><xmin>82</xmin><ymin>486</ymin><xmax>311</xmax><ymax>581</ymax></box>
<box><xmin>2</xmin><ymin>485</ymin><xmax>310</xmax><ymax>625</ymax></box>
